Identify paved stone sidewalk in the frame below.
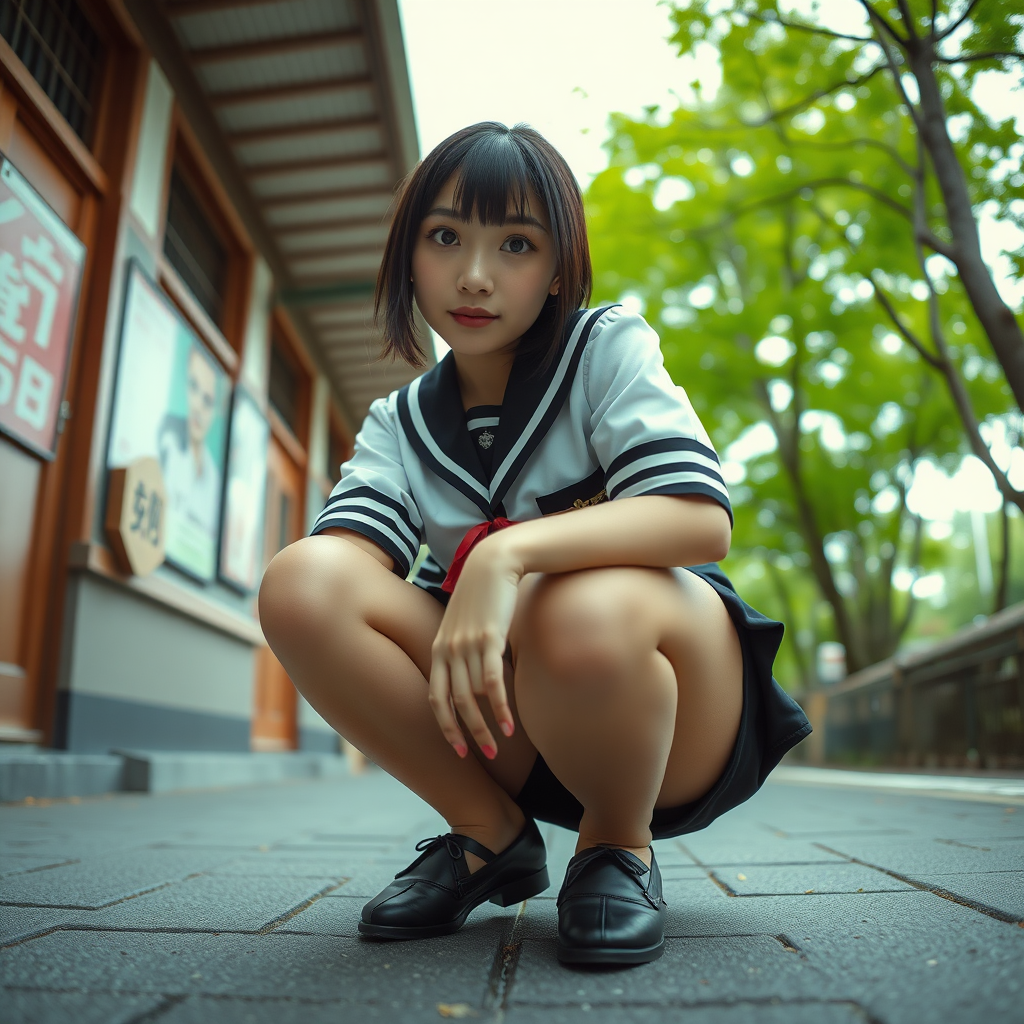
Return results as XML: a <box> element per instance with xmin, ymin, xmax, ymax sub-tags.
<box><xmin>1</xmin><ymin>766</ymin><xmax>1022</xmax><ymax>1023</ymax></box>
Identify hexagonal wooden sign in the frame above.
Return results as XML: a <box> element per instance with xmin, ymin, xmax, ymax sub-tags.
<box><xmin>105</xmin><ymin>457</ymin><xmax>167</xmax><ymax>577</ymax></box>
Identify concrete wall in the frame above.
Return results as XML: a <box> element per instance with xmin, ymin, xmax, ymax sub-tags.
<box><xmin>57</xmin><ymin>575</ymin><xmax>255</xmax><ymax>753</ymax></box>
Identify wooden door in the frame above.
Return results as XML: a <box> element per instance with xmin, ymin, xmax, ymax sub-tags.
<box><xmin>252</xmin><ymin>434</ymin><xmax>304</xmax><ymax>750</ymax></box>
<box><xmin>0</xmin><ymin>94</ymin><xmax>95</xmax><ymax>743</ymax></box>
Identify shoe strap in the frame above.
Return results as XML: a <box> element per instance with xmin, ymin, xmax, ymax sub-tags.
<box><xmin>402</xmin><ymin>832</ymin><xmax>497</xmax><ymax>875</ymax></box>
<box><xmin>449</xmin><ymin>833</ymin><xmax>497</xmax><ymax>863</ymax></box>
<box><xmin>560</xmin><ymin>846</ymin><xmax>660</xmax><ymax>908</ymax></box>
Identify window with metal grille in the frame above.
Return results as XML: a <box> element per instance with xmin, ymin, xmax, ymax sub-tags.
<box><xmin>0</xmin><ymin>0</ymin><xmax>104</xmax><ymax>145</ymax></box>
<box><xmin>163</xmin><ymin>167</ymin><xmax>228</xmax><ymax>327</ymax></box>
<box><xmin>269</xmin><ymin>338</ymin><xmax>300</xmax><ymax>437</ymax></box>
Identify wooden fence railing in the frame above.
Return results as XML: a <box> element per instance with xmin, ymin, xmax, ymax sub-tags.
<box><xmin>797</xmin><ymin>602</ymin><xmax>1024</xmax><ymax>769</ymax></box>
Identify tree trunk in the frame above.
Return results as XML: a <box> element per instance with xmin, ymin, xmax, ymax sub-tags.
<box><xmin>908</xmin><ymin>39</ymin><xmax>1024</xmax><ymax>411</ymax></box>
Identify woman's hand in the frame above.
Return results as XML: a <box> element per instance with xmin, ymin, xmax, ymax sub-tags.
<box><xmin>429</xmin><ymin>535</ymin><xmax>523</xmax><ymax>760</ymax></box>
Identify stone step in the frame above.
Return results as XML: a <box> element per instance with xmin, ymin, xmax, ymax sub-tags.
<box><xmin>0</xmin><ymin>748</ymin><xmax>349</xmax><ymax>802</ymax></box>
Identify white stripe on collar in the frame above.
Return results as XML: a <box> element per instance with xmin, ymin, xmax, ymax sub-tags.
<box><xmin>408</xmin><ymin>375</ymin><xmax>490</xmax><ymax>501</ymax></box>
<box><xmin>488</xmin><ymin>311</ymin><xmax>596</xmax><ymax>504</ymax></box>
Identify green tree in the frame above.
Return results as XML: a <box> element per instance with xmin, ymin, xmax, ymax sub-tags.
<box><xmin>585</xmin><ymin>0</ymin><xmax>1021</xmax><ymax>677</ymax></box>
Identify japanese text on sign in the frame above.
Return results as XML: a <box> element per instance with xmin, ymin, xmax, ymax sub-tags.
<box><xmin>0</xmin><ymin>158</ymin><xmax>86</xmax><ymax>458</ymax></box>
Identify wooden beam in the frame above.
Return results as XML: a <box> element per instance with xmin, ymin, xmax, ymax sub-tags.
<box><xmin>276</xmin><ymin>214</ymin><xmax>390</xmax><ymax>236</ymax></box>
<box><xmin>245</xmin><ymin>151</ymin><xmax>388</xmax><ymax>179</ymax></box>
<box><xmin>228</xmin><ymin>115</ymin><xmax>381</xmax><ymax>146</ymax></box>
<box><xmin>260</xmin><ymin>185</ymin><xmax>397</xmax><ymax>211</ymax></box>
<box><xmin>210</xmin><ymin>75</ymin><xmax>372</xmax><ymax>108</ymax></box>
<box><xmin>191</xmin><ymin>29</ymin><xmax>363</xmax><ymax>65</ymax></box>
<box><xmin>286</xmin><ymin>242</ymin><xmax>384</xmax><ymax>261</ymax></box>
<box><xmin>163</xmin><ymin>0</ymin><xmax>306</xmax><ymax>16</ymax></box>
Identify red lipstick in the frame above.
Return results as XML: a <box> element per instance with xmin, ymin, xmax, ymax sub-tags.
<box><xmin>450</xmin><ymin>307</ymin><xmax>498</xmax><ymax>328</ymax></box>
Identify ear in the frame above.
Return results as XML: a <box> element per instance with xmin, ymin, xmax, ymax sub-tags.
<box><xmin>549</xmin><ymin>274</ymin><xmax>561</xmax><ymax>296</ymax></box>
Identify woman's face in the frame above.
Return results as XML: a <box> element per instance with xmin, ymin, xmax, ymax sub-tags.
<box><xmin>411</xmin><ymin>175</ymin><xmax>560</xmax><ymax>359</ymax></box>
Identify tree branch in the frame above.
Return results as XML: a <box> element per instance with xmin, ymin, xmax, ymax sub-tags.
<box><xmin>863</xmin><ymin>9</ymin><xmax>927</xmax><ymax>134</ymax></box>
<box><xmin>742</xmin><ymin>7</ymin><xmax>877</xmax><ymax>45</ymax></box>
<box><xmin>743</xmin><ymin>65</ymin><xmax>887</xmax><ymax>128</ymax></box>
<box><xmin>894</xmin><ymin>0</ymin><xmax>920</xmax><ymax>41</ymax></box>
<box><xmin>688</xmin><ymin>176</ymin><xmax>915</xmax><ymax>238</ymax></box>
<box><xmin>909</xmin><ymin>136</ymin><xmax>1024</xmax><ymax>515</ymax></box>
<box><xmin>869</xmin><ymin>274</ymin><xmax>943</xmax><ymax>368</ymax></box>
<box><xmin>935</xmin><ymin>0</ymin><xmax>982</xmax><ymax>41</ymax></box>
<box><xmin>936</xmin><ymin>50</ymin><xmax>1024</xmax><ymax>63</ymax></box>
<box><xmin>856</xmin><ymin>0</ymin><xmax>909</xmax><ymax>45</ymax></box>
<box><xmin>789</xmin><ymin>137</ymin><xmax>916</xmax><ymax>177</ymax></box>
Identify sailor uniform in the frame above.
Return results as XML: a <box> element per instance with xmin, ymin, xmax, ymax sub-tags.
<box><xmin>312</xmin><ymin>306</ymin><xmax>811</xmax><ymax>838</ymax></box>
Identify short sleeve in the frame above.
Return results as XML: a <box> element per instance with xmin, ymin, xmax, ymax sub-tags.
<box><xmin>585</xmin><ymin>309</ymin><xmax>732</xmax><ymax>523</ymax></box>
<box><xmin>311</xmin><ymin>396</ymin><xmax>423</xmax><ymax>577</ymax></box>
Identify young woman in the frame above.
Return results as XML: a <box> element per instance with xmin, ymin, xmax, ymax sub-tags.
<box><xmin>259</xmin><ymin>122</ymin><xmax>810</xmax><ymax>966</ymax></box>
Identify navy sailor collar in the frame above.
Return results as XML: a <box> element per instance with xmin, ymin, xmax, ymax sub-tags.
<box><xmin>397</xmin><ymin>306</ymin><xmax>615</xmax><ymax>520</ymax></box>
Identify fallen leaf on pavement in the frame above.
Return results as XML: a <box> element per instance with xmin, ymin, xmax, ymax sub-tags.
<box><xmin>437</xmin><ymin>1004</ymin><xmax>476</xmax><ymax>1019</ymax></box>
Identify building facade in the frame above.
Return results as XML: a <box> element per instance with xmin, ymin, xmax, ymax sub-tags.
<box><xmin>0</xmin><ymin>0</ymin><xmax>422</xmax><ymax>755</ymax></box>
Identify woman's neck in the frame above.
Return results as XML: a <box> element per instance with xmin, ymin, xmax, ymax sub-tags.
<box><xmin>453</xmin><ymin>349</ymin><xmax>515</xmax><ymax>411</ymax></box>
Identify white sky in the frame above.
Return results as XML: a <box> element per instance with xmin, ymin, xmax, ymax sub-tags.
<box><xmin>397</xmin><ymin>0</ymin><xmax>1023</xmax><ymax>522</ymax></box>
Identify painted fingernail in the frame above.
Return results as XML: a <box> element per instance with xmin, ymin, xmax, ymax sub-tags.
<box><xmin>499</xmin><ymin>721</ymin><xmax>514</xmax><ymax>738</ymax></box>
<box><xmin>453</xmin><ymin>743</ymin><xmax>468</xmax><ymax>758</ymax></box>
<box><xmin>481</xmin><ymin>744</ymin><xmax>497</xmax><ymax>760</ymax></box>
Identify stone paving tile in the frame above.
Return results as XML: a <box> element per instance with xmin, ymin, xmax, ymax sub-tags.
<box><xmin>0</xmin><ymin>929</ymin><xmax>498</xmax><ymax>1002</ymax></box>
<box><xmin>0</xmin><ymin>906</ymin><xmax>77</xmax><ymax>945</ymax></box>
<box><xmin>155</xmin><ymin>994</ymin><xmax>479</xmax><ymax>1024</ymax></box>
<box><xmin>208</xmin><ymin>852</ymin><xmax>358</xmax><ymax>878</ymax></box>
<box><xmin>0</xmin><ymin>848</ymin><xmax>236</xmax><ymax>910</ymax></box>
<box><xmin>788</xmin><ymin>898</ymin><xmax>1024</xmax><ymax>1024</ymax></box>
<box><xmin>0</xmin><ymin>855</ymin><xmax>77</xmax><ymax>878</ymax></box>
<box><xmin>67</xmin><ymin>874</ymin><xmax>344</xmax><ymax>932</ymax></box>
<box><xmin>503</xmin><ymin>1003</ymin><xmax>869</xmax><ymax>1024</ymax></box>
<box><xmin>2</xmin><ymin>989</ymin><xmax>166</xmax><ymax>1024</ymax></box>
<box><xmin>816</xmin><ymin>836</ymin><xmax>1024</xmax><ymax>874</ymax></box>
<box><xmin>707</xmin><ymin>862</ymin><xmax>916</xmax><ymax>896</ymax></box>
<box><xmin>675</xmin><ymin>834</ymin><xmax>850</xmax><ymax>866</ymax></box>
<box><xmin>272</xmin><ymin>894</ymin><xmax>364</xmax><ymax>937</ymax></box>
<box><xmin>919</xmin><ymin>870</ymin><xmax>1024</xmax><ymax>919</ymax></box>
<box><xmin>510</xmin><ymin>935</ymin><xmax>829</xmax><ymax>1006</ymax></box>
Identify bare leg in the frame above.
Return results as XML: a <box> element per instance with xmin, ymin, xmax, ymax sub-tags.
<box><xmin>258</xmin><ymin>534</ymin><xmax>528</xmax><ymax>863</ymax></box>
<box><xmin>513</xmin><ymin>567</ymin><xmax>743</xmax><ymax>864</ymax></box>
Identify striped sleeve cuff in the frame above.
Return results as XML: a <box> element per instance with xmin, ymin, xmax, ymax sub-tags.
<box><xmin>411</xmin><ymin>554</ymin><xmax>449</xmax><ymax>605</ymax></box>
<box><xmin>311</xmin><ymin>486</ymin><xmax>421</xmax><ymax>577</ymax></box>
<box><xmin>605</xmin><ymin>439</ymin><xmax>732</xmax><ymax>523</ymax></box>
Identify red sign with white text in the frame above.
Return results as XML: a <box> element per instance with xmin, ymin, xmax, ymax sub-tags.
<box><xmin>0</xmin><ymin>157</ymin><xmax>86</xmax><ymax>458</ymax></box>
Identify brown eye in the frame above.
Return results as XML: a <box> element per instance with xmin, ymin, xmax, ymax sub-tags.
<box><xmin>501</xmin><ymin>236</ymin><xmax>533</xmax><ymax>254</ymax></box>
<box><xmin>430</xmin><ymin>228</ymin><xmax>459</xmax><ymax>246</ymax></box>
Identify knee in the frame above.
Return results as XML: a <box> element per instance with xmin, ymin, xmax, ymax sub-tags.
<box><xmin>521</xmin><ymin>572</ymin><xmax>651</xmax><ymax>690</ymax></box>
<box><xmin>258</xmin><ymin>536</ymin><xmax>364</xmax><ymax>653</ymax></box>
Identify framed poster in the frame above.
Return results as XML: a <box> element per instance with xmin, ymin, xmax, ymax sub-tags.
<box><xmin>107</xmin><ymin>261</ymin><xmax>229</xmax><ymax>583</ymax></box>
<box><xmin>0</xmin><ymin>155</ymin><xmax>87</xmax><ymax>459</ymax></box>
<box><xmin>218</xmin><ymin>384</ymin><xmax>270</xmax><ymax>593</ymax></box>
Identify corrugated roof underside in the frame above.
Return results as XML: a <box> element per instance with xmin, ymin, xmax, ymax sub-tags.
<box><xmin>167</xmin><ymin>0</ymin><xmax>422</xmax><ymax>426</ymax></box>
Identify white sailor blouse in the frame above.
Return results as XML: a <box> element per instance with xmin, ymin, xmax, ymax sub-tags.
<box><xmin>311</xmin><ymin>306</ymin><xmax>732</xmax><ymax>600</ymax></box>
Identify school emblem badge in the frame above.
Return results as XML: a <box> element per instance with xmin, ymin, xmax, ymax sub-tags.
<box><xmin>477</xmin><ymin>429</ymin><xmax>494</xmax><ymax>449</ymax></box>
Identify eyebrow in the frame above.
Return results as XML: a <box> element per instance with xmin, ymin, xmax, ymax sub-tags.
<box><xmin>425</xmin><ymin>206</ymin><xmax>548</xmax><ymax>232</ymax></box>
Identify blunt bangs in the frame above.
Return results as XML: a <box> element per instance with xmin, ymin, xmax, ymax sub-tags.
<box><xmin>375</xmin><ymin>122</ymin><xmax>592</xmax><ymax>369</ymax></box>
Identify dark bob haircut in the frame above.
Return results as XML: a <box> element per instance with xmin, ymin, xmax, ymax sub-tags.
<box><xmin>375</xmin><ymin>122</ymin><xmax>592</xmax><ymax>369</ymax></box>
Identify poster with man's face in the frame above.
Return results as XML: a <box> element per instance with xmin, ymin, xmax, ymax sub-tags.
<box><xmin>108</xmin><ymin>263</ymin><xmax>229</xmax><ymax>582</ymax></box>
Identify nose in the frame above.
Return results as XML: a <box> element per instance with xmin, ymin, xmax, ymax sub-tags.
<box><xmin>457</xmin><ymin>243</ymin><xmax>493</xmax><ymax>295</ymax></box>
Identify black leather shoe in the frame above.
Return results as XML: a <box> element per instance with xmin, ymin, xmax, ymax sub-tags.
<box><xmin>358</xmin><ymin>819</ymin><xmax>549</xmax><ymax>939</ymax></box>
<box><xmin>556</xmin><ymin>846</ymin><xmax>666</xmax><ymax>964</ymax></box>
